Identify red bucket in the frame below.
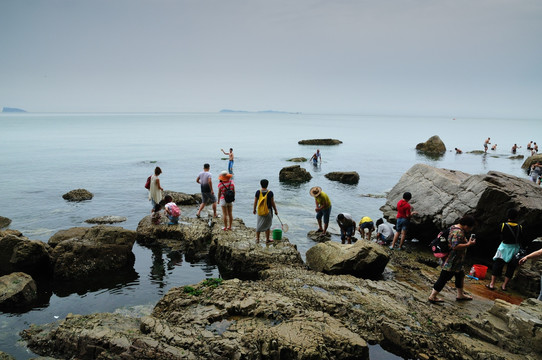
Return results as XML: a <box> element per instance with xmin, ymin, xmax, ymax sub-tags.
<box><xmin>472</xmin><ymin>264</ymin><xmax>488</xmax><ymax>279</ymax></box>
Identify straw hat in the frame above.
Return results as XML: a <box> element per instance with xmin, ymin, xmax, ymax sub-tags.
<box><xmin>218</xmin><ymin>171</ymin><xmax>232</xmax><ymax>181</ymax></box>
<box><xmin>309</xmin><ymin>186</ymin><xmax>322</xmax><ymax>197</ymax></box>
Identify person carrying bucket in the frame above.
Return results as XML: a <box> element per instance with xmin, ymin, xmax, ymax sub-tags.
<box><xmin>253</xmin><ymin>179</ymin><xmax>278</xmax><ymax>243</ymax></box>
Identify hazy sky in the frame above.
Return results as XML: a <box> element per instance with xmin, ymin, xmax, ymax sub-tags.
<box><xmin>1</xmin><ymin>0</ymin><xmax>541</xmax><ymax>117</ymax></box>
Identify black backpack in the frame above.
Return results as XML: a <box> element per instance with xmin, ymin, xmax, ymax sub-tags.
<box><xmin>430</xmin><ymin>227</ymin><xmax>451</xmax><ymax>255</ymax></box>
<box><xmin>222</xmin><ymin>181</ymin><xmax>235</xmax><ymax>203</ymax></box>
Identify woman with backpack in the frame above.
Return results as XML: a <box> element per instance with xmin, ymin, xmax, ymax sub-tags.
<box><xmin>253</xmin><ymin>179</ymin><xmax>278</xmax><ymax>243</ymax></box>
<box><xmin>486</xmin><ymin>209</ymin><xmax>526</xmax><ymax>291</ymax></box>
<box><xmin>428</xmin><ymin>215</ymin><xmax>477</xmax><ymax>303</ymax></box>
<box><xmin>217</xmin><ymin>171</ymin><xmax>235</xmax><ymax>231</ymax></box>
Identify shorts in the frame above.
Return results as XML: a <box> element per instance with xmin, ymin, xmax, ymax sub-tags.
<box><xmin>360</xmin><ymin>221</ymin><xmax>374</xmax><ymax>230</ymax></box>
<box><xmin>201</xmin><ymin>192</ymin><xmax>216</xmax><ymax>205</ymax></box>
<box><xmin>167</xmin><ymin>215</ymin><xmax>179</xmax><ymax>224</ymax></box>
<box><xmin>340</xmin><ymin>225</ymin><xmax>355</xmax><ymax>240</ymax></box>
<box><xmin>396</xmin><ymin>218</ymin><xmax>409</xmax><ymax>232</ymax></box>
<box><xmin>316</xmin><ymin>206</ymin><xmax>332</xmax><ymax>224</ymax></box>
<box><xmin>220</xmin><ymin>198</ymin><xmax>233</xmax><ymax>207</ymax></box>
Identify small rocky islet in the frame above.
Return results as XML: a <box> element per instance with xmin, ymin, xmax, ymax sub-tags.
<box><xmin>2</xmin><ymin>139</ymin><xmax>542</xmax><ymax>358</ymax></box>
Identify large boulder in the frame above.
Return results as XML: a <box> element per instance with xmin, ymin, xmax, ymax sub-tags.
<box><xmin>305</xmin><ymin>240</ymin><xmax>389</xmax><ymax>278</ymax></box>
<box><xmin>62</xmin><ymin>188</ymin><xmax>93</xmax><ymax>201</ymax></box>
<box><xmin>278</xmin><ymin>165</ymin><xmax>312</xmax><ymax>183</ymax></box>
<box><xmin>380</xmin><ymin>164</ymin><xmax>542</xmax><ymax>257</ymax></box>
<box><xmin>325</xmin><ymin>171</ymin><xmax>360</xmax><ymax>185</ymax></box>
<box><xmin>48</xmin><ymin>225</ymin><xmax>136</xmax><ymax>281</ymax></box>
<box><xmin>136</xmin><ymin>215</ymin><xmax>213</xmax><ymax>259</ymax></box>
<box><xmin>163</xmin><ymin>191</ymin><xmax>202</xmax><ymax>205</ymax></box>
<box><xmin>0</xmin><ymin>272</ymin><xmax>37</xmax><ymax>311</ymax></box>
<box><xmin>0</xmin><ymin>231</ymin><xmax>52</xmax><ymax>278</ymax></box>
<box><xmin>521</xmin><ymin>154</ymin><xmax>542</xmax><ymax>171</ymax></box>
<box><xmin>209</xmin><ymin>219</ymin><xmax>304</xmax><ymax>279</ymax></box>
<box><xmin>0</xmin><ymin>216</ymin><xmax>11</xmax><ymax>229</ymax></box>
<box><xmin>415</xmin><ymin>135</ymin><xmax>446</xmax><ymax>155</ymax></box>
<box><xmin>298</xmin><ymin>139</ymin><xmax>342</xmax><ymax>145</ymax></box>
<box><xmin>511</xmin><ymin>239</ymin><xmax>542</xmax><ymax>297</ymax></box>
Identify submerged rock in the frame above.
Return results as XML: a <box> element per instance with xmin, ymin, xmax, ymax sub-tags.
<box><xmin>62</xmin><ymin>188</ymin><xmax>93</xmax><ymax>201</ymax></box>
<box><xmin>298</xmin><ymin>139</ymin><xmax>342</xmax><ymax>145</ymax></box>
<box><xmin>85</xmin><ymin>215</ymin><xmax>127</xmax><ymax>224</ymax></box>
<box><xmin>0</xmin><ymin>216</ymin><xmax>11</xmax><ymax>229</ymax></box>
<box><xmin>287</xmin><ymin>157</ymin><xmax>307</xmax><ymax>162</ymax></box>
<box><xmin>0</xmin><ymin>272</ymin><xmax>37</xmax><ymax>311</ymax></box>
<box><xmin>278</xmin><ymin>165</ymin><xmax>312</xmax><ymax>183</ymax></box>
<box><xmin>325</xmin><ymin>171</ymin><xmax>360</xmax><ymax>185</ymax></box>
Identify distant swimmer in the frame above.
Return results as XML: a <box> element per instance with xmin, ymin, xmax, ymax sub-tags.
<box><xmin>534</xmin><ymin>142</ymin><xmax>539</xmax><ymax>153</ymax></box>
<box><xmin>527</xmin><ymin>141</ymin><xmax>533</xmax><ymax>150</ymax></box>
<box><xmin>491</xmin><ymin>144</ymin><xmax>497</xmax><ymax>151</ymax></box>
<box><xmin>511</xmin><ymin>144</ymin><xmax>520</xmax><ymax>154</ymax></box>
<box><xmin>484</xmin><ymin>137</ymin><xmax>491</xmax><ymax>153</ymax></box>
<box><xmin>455</xmin><ymin>148</ymin><xmax>463</xmax><ymax>154</ymax></box>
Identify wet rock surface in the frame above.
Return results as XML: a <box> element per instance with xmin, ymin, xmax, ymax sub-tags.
<box><xmin>287</xmin><ymin>157</ymin><xmax>307</xmax><ymax>162</ymax></box>
<box><xmin>298</xmin><ymin>138</ymin><xmax>342</xmax><ymax>145</ymax></box>
<box><xmin>325</xmin><ymin>171</ymin><xmax>360</xmax><ymax>184</ymax></box>
<box><xmin>415</xmin><ymin>135</ymin><xmax>446</xmax><ymax>155</ymax></box>
<box><xmin>61</xmin><ymin>188</ymin><xmax>93</xmax><ymax>201</ymax></box>
<box><xmin>0</xmin><ymin>216</ymin><xmax>11</xmax><ymax>229</ymax></box>
<box><xmin>84</xmin><ymin>215</ymin><xmax>127</xmax><ymax>224</ymax></box>
<box><xmin>0</xmin><ymin>230</ymin><xmax>52</xmax><ymax>278</ymax></box>
<box><xmin>0</xmin><ymin>272</ymin><xmax>38</xmax><ymax>311</ymax></box>
<box><xmin>278</xmin><ymin>165</ymin><xmax>312</xmax><ymax>183</ymax></box>
<box><xmin>164</xmin><ymin>191</ymin><xmax>202</xmax><ymax>205</ymax></box>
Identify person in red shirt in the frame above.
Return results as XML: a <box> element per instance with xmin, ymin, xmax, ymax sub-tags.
<box><xmin>390</xmin><ymin>192</ymin><xmax>415</xmax><ymax>250</ymax></box>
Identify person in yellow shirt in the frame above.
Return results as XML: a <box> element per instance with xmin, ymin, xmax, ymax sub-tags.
<box><xmin>310</xmin><ymin>186</ymin><xmax>332</xmax><ymax>235</ymax></box>
<box><xmin>358</xmin><ymin>216</ymin><xmax>375</xmax><ymax>241</ymax></box>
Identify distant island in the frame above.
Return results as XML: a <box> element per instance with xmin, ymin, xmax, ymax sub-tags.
<box><xmin>2</xmin><ymin>107</ymin><xmax>27</xmax><ymax>113</ymax></box>
<box><xmin>220</xmin><ymin>109</ymin><xmax>300</xmax><ymax>114</ymax></box>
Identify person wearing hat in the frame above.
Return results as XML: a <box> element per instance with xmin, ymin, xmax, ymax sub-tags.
<box><xmin>310</xmin><ymin>186</ymin><xmax>332</xmax><ymax>235</ymax></box>
<box><xmin>217</xmin><ymin>170</ymin><xmax>235</xmax><ymax>230</ymax></box>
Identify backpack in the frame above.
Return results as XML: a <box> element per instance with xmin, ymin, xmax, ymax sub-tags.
<box><xmin>430</xmin><ymin>227</ymin><xmax>451</xmax><ymax>258</ymax></box>
<box><xmin>222</xmin><ymin>181</ymin><xmax>235</xmax><ymax>203</ymax></box>
<box><xmin>144</xmin><ymin>175</ymin><xmax>151</xmax><ymax>190</ymax></box>
<box><xmin>167</xmin><ymin>202</ymin><xmax>180</xmax><ymax>217</ymax></box>
<box><xmin>257</xmin><ymin>190</ymin><xmax>270</xmax><ymax>216</ymax></box>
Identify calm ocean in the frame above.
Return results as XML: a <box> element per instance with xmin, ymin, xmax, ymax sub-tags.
<box><xmin>0</xmin><ymin>112</ymin><xmax>539</xmax><ymax>358</ymax></box>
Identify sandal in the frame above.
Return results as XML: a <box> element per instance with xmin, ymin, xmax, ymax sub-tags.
<box><xmin>456</xmin><ymin>296</ymin><xmax>473</xmax><ymax>301</ymax></box>
<box><xmin>485</xmin><ymin>284</ymin><xmax>495</xmax><ymax>291</ymax></box>
<box><xmin>428</xmin><ymin>298</ymin><xmax>444</xmax><ymax>304</ymax></box>
<box><xmin>501</xmin><ymin>286</ymin><xmax>508</xmax><ymax>292</ymax></box>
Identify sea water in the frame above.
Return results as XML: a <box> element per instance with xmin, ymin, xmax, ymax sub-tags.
<box><xmin>0</xmin><ymin>112</ymin><xmax>539</xmax><ymax>358</ymax></box>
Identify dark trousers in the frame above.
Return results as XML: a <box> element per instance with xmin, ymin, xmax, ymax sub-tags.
<box><xmin>492</xmin><ymin>258</ymin><xmax>517</xmax><ymax>278</ymax></box>
<box><xmin>433</xmin><ymin>270</ymin><xmax>465</xmax><ymax>292</ymax></box>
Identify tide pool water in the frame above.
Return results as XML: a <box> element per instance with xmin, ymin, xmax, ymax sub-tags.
<box><xmin>0</xmin><ymin>112</ymin><xmax>539</xmax><ymax>358</ymax></box>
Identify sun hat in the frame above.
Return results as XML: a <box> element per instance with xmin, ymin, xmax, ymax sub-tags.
<box><xmin>309</xmin><ymin>186</ymin><xmax>322</xmax><ymax>197</ymax></box>
<box><xmin>219</xmin><ymin>171</ymin><xmax>232</xmax><ymax>181</ymax></box>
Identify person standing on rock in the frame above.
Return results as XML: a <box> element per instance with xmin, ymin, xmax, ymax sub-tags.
<box><xmin>310</xmin><ymin>186</ymin><xmax>331</xmax><ymax>235</ymax></box>
<box><xmin>310</xmin><ymin>149</ymin><xmax>322</xmax><ymax>166</ymax></box>
<box><xmin>336</xmin><ymin>213</ymin><xmax>356</xmax><ymax>244</ymax></box>
<box><xmin>486</xmin><ymin>209</ymin><xmax>525</xmax><ymax>291</ymax></box>
<box><xmin>428</xmin><ymin>215</ymin><xmax>476</xmax><ymax>303</ymax></box>
<box><xmin>221</xmin><ymin>148</ymin><xmax>234</xmax><ymax>174</ymax></box>
<box><xmin>217</xmin><ymin>171</ymin><xmax>235</xmax><ymax>231</ymax></box>
<box><xmin>149</xmin><ymin>166</ymin><xmax>164</xmax><ymax>208</ymax></box>
<box><xmin>390</xmin><ymin>192</ymin><xmax>416</xmax><ymax>250</ymax></box>
<box><xmin>519</xmin><ymin>248</ymin><xmax>542</xmax><ymax>301</ymax></box>
<box><xmin>196</xmin><ymin>163</ymin><xmax>218</xmax><ymax>218</ymax></box>
<box><xmin>253</xmin><ymin>179</ymin><xmax>278</xmax><ymax>243</ymax></box>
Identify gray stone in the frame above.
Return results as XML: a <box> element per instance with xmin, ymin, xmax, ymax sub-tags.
<box><xmin>62</xmin><ymin>189</ymin><xmax>93</xmax><ymax>201</ymax></box>
<box><xmin>164</xmin><ymin>191</ymin><xmax>202</xmax><ymax>205</ymax></box>
<box><xmin>325</xmin><ymin>171</ymin><xmax>360</xmax><ymax>185</ymax></box>
<box><xmin>0</xmin><ymin>272</ymin><xmax>37</xmax><ymax>311</ymax></box>
<box><xmin>305</xmin><ymin>240</ymin><xmax>389</xmax><ymax>278</ymax></box>
<box><xmin>307</xmin><ymin>230</ymin><xmax>331</xmax><ymax>242</ymax></box>
<box><xmin>0</xmin><ymin>231</ymin><xmax>52</xmax><ymax>277</ymax></box>
<box><xmin>85</xmin><ymin>215</ymin><xmax>127</xmax><ymax>224</ymax></box>
<box><xmin>0</xmin><ymin>216</ymin><xmax>11</xmax><ymax>229</ymax></box>
<box><xmin>415</xmin><ymin>135</ymin><xmax>446</xmax><ymax>155</ymax></box>
<box><xmin>278</xmin><ymin>165</ymin><xmax>312</xmax><ymax>183</ymax></box>
<box><xmin>287</xmin><ymin>157</ymin><xmax>307</xmax><ymax>162</ymax></box>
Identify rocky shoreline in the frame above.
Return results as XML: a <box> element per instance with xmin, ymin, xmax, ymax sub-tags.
<box><xmin>2</xmin><ymin>163</ymin><xmax>542</xmax><ymax>359</ymax></box>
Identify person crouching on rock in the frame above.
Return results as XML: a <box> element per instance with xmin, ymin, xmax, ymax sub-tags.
<box><xmin>428</xmin><ymin>215</ymin><xmax>476</xmax><ymax>303</ymax></box>
<box><xmin>358</xmin><ymin>216</ymin><xmax>375</xmax><ymax>241</ymax></box>
<box><xmin>162</xmin><ymin>195</ymin><xmax>180</xmax><ymax>225</ymax></box>
<box><xmin>336</xmin><ymin>213</ymin><xmax>356</xmax><ymax>244</ymax></box>
<box><xmin>310</xmin><ymin>186</ymin><xmax>332</xmax><ymax>236</ymax></box>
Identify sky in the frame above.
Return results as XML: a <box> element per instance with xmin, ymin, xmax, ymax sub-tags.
<box><xmin>1</xmin><ymin>0</ymin><xmax>541</xmax><ymax>117</ymax></box>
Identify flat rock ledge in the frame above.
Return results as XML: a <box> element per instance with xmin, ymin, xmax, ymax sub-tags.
<box><xmin>325</xmin><ymin>171</ymin><xmax>360</xmax><ymax>185</ymax></box>
<box><xmin>62</xmin><ymin>189</ymin><xmax>93</xmax><ymax>202</ymax></box>
<box><xmin>298</xmin><ymin>138</ymin><xmax>343</xmax><ymax>145</ymax></box>
<box><xmin>85</xmin><ymin>215</ymin><xmax>127</xmax><ymax>224</ymax></box>
<box><xmin>21</xmin><ymin>260</ymin><xmax>542</xmax><ymax>360</ymax></box>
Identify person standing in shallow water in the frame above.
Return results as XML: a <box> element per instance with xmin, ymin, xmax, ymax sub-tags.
<box><xmin>253</xmin><ymin>179</ymin><xmax>278</xmax><ymax>243</ymax></box>
<box><xmin>149</xmin><ymin>166</ymin><xmax>164</xmax><ymax>208</ymax></box>
<box><xmin>221</xmin><ymin>148</ymin><xmax>234</xmax><ymax>174</ymax></box>
<box><xmin>428</xmin><ymin>215</ymin><xmax>476</xmax><ymax>303</ymax></box>
<box><xmin>484</xmin><ymin>137</ymin><xmax>491</xmax><ymax>153</ymax></box>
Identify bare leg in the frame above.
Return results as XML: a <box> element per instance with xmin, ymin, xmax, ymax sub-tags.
<box><xmin>390</xmin><ymin>231</ymin><xmax>400</xmax><ymax>249</ymax></box>
<box><xmin>221</xmin><ymin>206</ymin><xmax>227</xmax><ymax>229</ymax></box>
<box><xmin>398</xmin><ymin>230</ymin><xmax>407</xmax><ymax>249</ymax></box>
<box><xmin>196</xmin><ymin>203</ymin><xmax>205</xmax><ymax>217</ymax></box>
<box><xmin>226</xmin><ymin>206</ymin><xmax>233</xmax><ymax>229</ymax></box>
<box><xmin>502</xmin><ymin>277</ymin><xmax>511</xmax><ymax>291</ymax></box>
<box><xmin>317</xmin><ymin>218</ymin><xmax>323</xmax><ymax>232</ymax></box>
<box><xmin>488</xmin><ymin>275</ymin><xmax>496</xmax><ymax>289</ymax></box>
<box><xmin>256</xmin><ymin>231</ymin><xmax>260</xmax><ymax>243</ymax></box>
<box><xmin>265</xmin><ymin>229</ymin><xmax>271</xmax><ymax>242</ymax></box>
<box><xmin>212</xmin><ymin>202</ymin><xmax>217</xmax><ymax>217</ymax></box>
<box><xmin>323</xmin><ymin>222</ymin><xmax>329</xmax><ymax>235</ymax></box>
